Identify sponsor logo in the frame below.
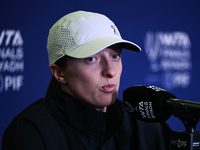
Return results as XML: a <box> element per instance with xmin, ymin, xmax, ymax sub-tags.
<box><xmin>172</xmin><ymin>139</ymin><xmax>187</xmax><ymax>148</ymax></box>
<box><xmin>139</xmin><ymin>101</ymin><xmax>155</xmax><ymax>119</ymax></box>
<box><xmin>144</xmin><ymin>31</ymin><xmax>192</xmax><ymax>90</ymax></box>
<box><xmin>111</xmin><ymin>25</ymin><xmax>119</xmax><ymax>35</ymax></box>
<box><xmin>0</xmin><ymin>30</ymin><xmax>24</xmax><ymax>93</ymax></box>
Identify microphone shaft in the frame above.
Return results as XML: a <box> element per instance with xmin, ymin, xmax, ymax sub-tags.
<box><xmin>165</xmin><ymin>98</ymin><xmax>200</xmax><ymax>120</ymax></box>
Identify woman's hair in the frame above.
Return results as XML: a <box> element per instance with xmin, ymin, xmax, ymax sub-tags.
<box><xmin>45</xmin><ymin>55</ymin><xmax>67</xmax><ymax>99</ymax></box>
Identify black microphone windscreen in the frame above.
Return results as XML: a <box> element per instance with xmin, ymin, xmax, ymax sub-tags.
<box><xmin>123</xmin><ymin>85</ymin><xmax>177</xmax><ymax>122</ymax></box>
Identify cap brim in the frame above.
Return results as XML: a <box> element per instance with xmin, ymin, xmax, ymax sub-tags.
<box><xmin>66</xmin><ymin>37</ymin><xmax>141</xmax><ymax>58</ymax></box>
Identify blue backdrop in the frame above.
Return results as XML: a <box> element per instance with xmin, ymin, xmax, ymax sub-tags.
<box><xmin>1</xmin><ymin>0</ymin><xmax>200</xmax><ymax>148</ymax></box>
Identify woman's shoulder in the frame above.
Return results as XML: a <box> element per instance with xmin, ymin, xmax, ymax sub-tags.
<box><xmin>4</xmin><ymin>98</ymin><xmax>57</xmax><ymax>134</ymax></box>
<box><xmin>2</xmin><ymin>98</ymin><xmax>67</xmax><ymax>150</ymax></box>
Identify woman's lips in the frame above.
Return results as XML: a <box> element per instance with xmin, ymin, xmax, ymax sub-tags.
<box><xmin>101</xmin><ymin>84</ymin><xmax>116</xmax><ymax>93</ymax></box>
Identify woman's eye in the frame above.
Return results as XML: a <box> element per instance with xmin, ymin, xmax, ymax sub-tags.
<box><xmin>86</xmin><ymin>57</ymin><xmax>95</xmax><ymax>62</ymax></box>
<box><xmin>112</xmin><ymin>54</ymin><xmax>120</xmax><ymax>59</ymax></box>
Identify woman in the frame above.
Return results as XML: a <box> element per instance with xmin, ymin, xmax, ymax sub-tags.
<box><xmin>2</xmin><ymin>11</ymin><xmax>171</xmax><ymax>150</ymax></box>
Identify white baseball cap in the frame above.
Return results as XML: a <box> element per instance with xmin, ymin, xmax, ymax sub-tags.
<box><xmin>47</xmin><ymin>10</ymin><xmax>141</xmax><ymax>66</ymax></box>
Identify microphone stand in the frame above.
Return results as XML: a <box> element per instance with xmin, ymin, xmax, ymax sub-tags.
<box><xmin>169</xmin><ymin>100</ymin><xmax>200</xmax><ymax>150</ymax></box>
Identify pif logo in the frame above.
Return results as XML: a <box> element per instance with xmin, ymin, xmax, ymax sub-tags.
<box><xmin>0</xmin><ymin>30</ymin><xmax>24</xmax><ymax>93</ymax></box>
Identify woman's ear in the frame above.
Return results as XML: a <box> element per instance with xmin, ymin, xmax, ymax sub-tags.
<box><xmin>50</xmin><ymin>64</ymin><xmax>67</xmax><ymax>83</ymax></box>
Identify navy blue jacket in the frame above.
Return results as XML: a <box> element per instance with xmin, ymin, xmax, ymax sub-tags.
<box><xmin>2</xmin><ymin>90</ymin><xmax>171</xmax><ymax>150</ymax></box>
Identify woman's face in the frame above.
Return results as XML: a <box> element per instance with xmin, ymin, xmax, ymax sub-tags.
<box><xmin>61</xmin><ymin>45</ymin><xmax>122</xmax><ymax>112</ymax></box>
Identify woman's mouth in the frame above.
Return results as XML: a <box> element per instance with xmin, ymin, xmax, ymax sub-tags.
<box><xmin>101</xmin><ymin>84</ymin><xmax>116</xmax><ymax>93</ymax></box>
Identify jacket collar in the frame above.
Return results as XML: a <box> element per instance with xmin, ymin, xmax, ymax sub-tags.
<box><xmin>48</xmin><ymin>90</ymin><xmax>122</xmax><ymax>136</ymax></box>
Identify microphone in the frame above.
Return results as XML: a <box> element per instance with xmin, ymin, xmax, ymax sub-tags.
<box><xmin>123</xmin><ymin>85</ymin><xmax>200</xmax><ymax>123</ymax></box>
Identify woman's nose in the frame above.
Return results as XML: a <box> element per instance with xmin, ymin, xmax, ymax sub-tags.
<box><xmin>102</xmin><ymin>60</ymin><xmax>116</xmax><ymax>78</ymax></box>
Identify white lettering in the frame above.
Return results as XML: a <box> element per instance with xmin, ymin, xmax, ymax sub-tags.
<box><xmin>5</xmin><ymin>76</ymin><xmax>12</xmax><ymax>90</ymax></box>
<box><xmin>140</xmin><ymin>109</ymin><xmax>146</xmax><ymax>118</ymax></box>
<box><xmin>5</xmin><ymin>75</ymin><xmax>23</xmax><ymax>91</ymax></box>
<box><xmin>0</xmin><ymin>30</ymin><xmax>5</xmax><ymax>46</ymax></box>
<box><xmin>0</xmin><ymin>30</ymin><xmax>23</xmax><ymax>46</ymax></box>
<box><xmin>158</xmin><ymin>32</ymin><xmax>191</xmax><ymax>48</ymax></box>
<box><xmin>139</xmin><ymin>101</ymin><xmax>143</xmax><ymax>107</ymax></box>
<box><xmin>139</xmin><ymin>101</ymin><xmax>146</xmax><ymax>118</ymax></box>
<box><xmin>159</xmin><ymin>32</ymin><xmax>175</xmax><ymax>46</ymax></box>
<box><xmin>172</xmin><ymin>72</ymin><xmax>190</xmax><ymax>88</ymax></box>
<box><xmin>144</xmin><ymin>31</ymin><xmax>192</xmax><ymax>90</ymax></box>
<box><xmin>0</xmin><ymin>29</ymin><xmax>24</xmax><ymax>93</ymax></box>
<box><xmin>16</xmin><ymin>47</ymin><xmax>24</xmax><ymax>60</ymax></box>
<box><xmin>149</xmin><ymin>102</ymin><xmax>155</xmax><ymax>118</ymax></box>
<box><xmin>160</xmin><ymin>59</ymin><xmax>192</xmax><ymax>71</ymax></box>
<box><xmin>0</xmin><ymin>47</ymin><xmax>24</xmax><ymax>60</ymax></box>
<box><xmin>161</xmin><ymin>49</ymin><xmax>191</xmax><ymax>59</ymax></box>
<box><xmin>144</xmin><ymin>102</ymin><xmax>150</xmax><ymax>118</ymax></box>
<box><xmin>0</xmin><ymin>74</ymin><xmax>3</xmax><ymax>93</ymax></box>
<box><xmin>5</xmin><ymin>30</ymin><xmax>15</xmax><ymax>46</ymax></box>
<box><xmin>12</xmin><ymin>30</ymin><xmax>23</xmax><ymax>46</ymax></box>
<box><xmin>0</xmin><ymin>60</ymin><xmax>24</xmax><ymax>72</ymax></box>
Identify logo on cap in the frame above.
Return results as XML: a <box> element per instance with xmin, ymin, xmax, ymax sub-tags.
<box><xmin>111</xmin><ymin>25</ymin><xmax>119</xmax><ymax>35</ymax></box>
